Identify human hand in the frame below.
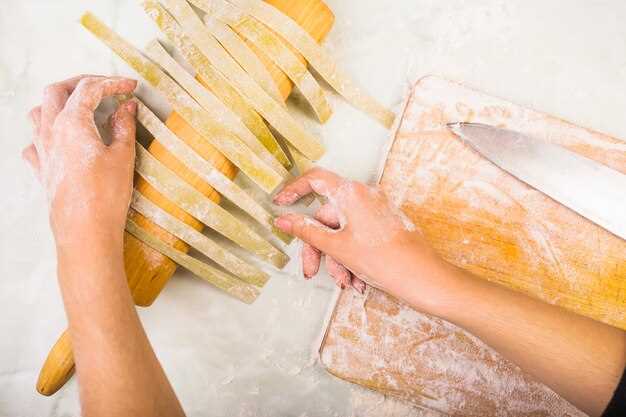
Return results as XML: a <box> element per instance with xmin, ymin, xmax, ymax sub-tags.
<box><xmin>23</xmin><ymin>75</ymin><xmax>137</xmax><ymax>248</ymax></box>
<box><xmin>273</xmin><ymin>168</ymin><xmax>451</xmax><ymax>307</ymax></box>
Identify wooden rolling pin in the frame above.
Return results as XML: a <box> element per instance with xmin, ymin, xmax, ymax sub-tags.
<box><xmin>36</xmin><ymin>0</ymin><xmax>335</xmax><ymax>396</ymax></box>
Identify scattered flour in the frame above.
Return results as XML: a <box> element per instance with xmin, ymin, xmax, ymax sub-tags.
<box><xmin>321</xmin><ymin>289</ymin><xmax>584</xmax><ymax>417</ymax></box>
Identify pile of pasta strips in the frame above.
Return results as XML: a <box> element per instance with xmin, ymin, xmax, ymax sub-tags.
<box><xmin>83</xmin><ymin>0</ymin><xmax>394</xmax><ymax>304</ymax></box>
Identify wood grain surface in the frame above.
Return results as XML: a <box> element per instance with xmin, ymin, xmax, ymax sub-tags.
<box><xmin>320</xmin><ymin>75</ymin><xmax>626</xmax><ymax>416</ymax></box>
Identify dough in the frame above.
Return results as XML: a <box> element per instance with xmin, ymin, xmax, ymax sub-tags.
<box><xmin>135</xmin><ymin>143</ymin><xmax>289</xmax><ymax>268</ymax></box>
<box><xmin>126</xmin><ymin>219</ymin><xmax>261</xmax><ymax>303</ymax></box>
<box><xmin>208</xmin><ymin>0</ymin><xmax>396</xmax><ymax>127</ymax></box>
<box><xmin>81</xmin><ymin>12</ymin><xmax>285</xmax><ymax>194</ymax></box>
<box><xmin>144</xmin><ymin>39</ymin><xmax>290</xmax><ymax>179</ymax></box>
<box><xmin>213</xmin><ymin>12</ymin><xmax>332</xmax><ymax>123</ymax></box>
<box><xmin>204</xmin><ymin>17</ymin><xmax>283</xmax><ymax>103</ymax></box>
<box><xmin>131</xmin><ymin>191</ymin><xmax>269</xmax><ymax>287</ymax></box>
<box><xmin>132</xmin><ymin>97</ymin><xmax>292</xmax><ymax>243</ymax></box>
<box><xmin>152</xmin><ymin>0</ymin><xmax>325</xmax><ymax>160</ymax></box>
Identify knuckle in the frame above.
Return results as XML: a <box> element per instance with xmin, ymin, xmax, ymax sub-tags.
<box><xmin>299</xmin><ymin>227</ymin><xmax>314</xmax><ymax>243</ymax></box>
<box><xmin>74</xmin><ymin>77</ymin><xmax>93</xmax><ymax>92</ymax></box>
<box><xmin>293</xmin><ymin>219</ymin><xmax>312</xmax><ymax>241</ymax></box>
<box><xmin>75</xmin><ymin>77</ymin><xmax>101</xmax><ymax>94</ymax></box>
<box><xmin>349</xmin><ymin>181</ymin><xmax>370</xmax><ymax>199</ymax></box>
<box><xmin>43</xmin><ymin>83</ymin><xmax>62</xmax><ymax>98</ymax></box>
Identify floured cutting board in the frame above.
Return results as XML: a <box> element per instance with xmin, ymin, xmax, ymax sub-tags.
<box><xmin>321</xmin><ymin>290</ymin><xmax>583</xmax><ymax>416</ymax></box>
<box><xmin>320</xmin><ymin>75</ymin><xmax>626</xmax><ymax>416</ymax></box>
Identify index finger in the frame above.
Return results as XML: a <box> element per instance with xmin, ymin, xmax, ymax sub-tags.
<box><xmin>64</xmin><ymin>77</ymin><xmax>137</xmax><ymax>116</ymax></box>
<box><xmin>273</xmin><ymin>167</ymin><xmax>343</xmax><ymax>206</ymax></box>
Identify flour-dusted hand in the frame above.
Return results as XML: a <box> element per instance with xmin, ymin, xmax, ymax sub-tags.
<box><xmin>273</xmin><ymin>168</ymin><xmax>451</xmax><ymax>308</ymax></box>
<box><xmin>23</xmin><ymin>75</ymin><xmax>137</xmax><ymax>247</ymax></box>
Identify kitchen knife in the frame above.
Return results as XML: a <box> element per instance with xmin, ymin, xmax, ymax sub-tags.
<box><xmin>447</xmin><ymin>122</ymin><xmax>626</xmax><ymax>241</ymax></box>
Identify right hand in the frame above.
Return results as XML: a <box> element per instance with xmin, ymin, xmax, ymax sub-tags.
<box><xmin>273</xmin><ymin>168</ymin><xmax>453</xmax><ymax>309</ymax></box>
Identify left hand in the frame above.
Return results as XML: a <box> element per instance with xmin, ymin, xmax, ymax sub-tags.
<box><xmin>23</xmin><ymin>75</ymin><xmax>137</xmax><ymax>248</ymax></box>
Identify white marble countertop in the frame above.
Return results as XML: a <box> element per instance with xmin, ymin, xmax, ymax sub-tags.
<box><xmin>1</xmin><ymin>1</ymin><xmax>626</xmax><ymax>416</ymax></box>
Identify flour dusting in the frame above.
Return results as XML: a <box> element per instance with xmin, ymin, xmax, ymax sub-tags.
<box><xmin>321</xmin><ymin>289</ymin><xmax>584</xmax><ymax>417</ymax></box>
<box><xmin>318</xmin><ymin>76</ymin><xmax>626</xmax><ymax>416</ymax></box>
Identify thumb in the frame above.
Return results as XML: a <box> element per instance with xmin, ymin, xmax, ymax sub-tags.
<box><xmin>274</xmin><ymin>213</ymin><xmax>338</xmax><ymax>253</ymax></box>
<box><xmin>110</xmin><ymin>100</ymin><xmax>137</xmax><ymax>148</ymax></box>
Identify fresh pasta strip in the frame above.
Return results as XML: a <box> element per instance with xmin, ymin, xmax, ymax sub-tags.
<box><xmin>282</xmin><ymin>142</ymin><xmax>317</xmax><ymax>207</ymax></box>
<box><xmin>135</xmin><ymin>143</ymin><xmax>289</xmax><ymax>268</ymax></box>
<box><xmin>126</xmin><ymin>219</ymin><xmax>260</xmax><ymax>303</ymax></box>
<box><xmin>131</xmin><ymin>97</ymin><xmax>293</xmax><ymax>244</ymax></box>
<box><xmin>131</xmin><ymin>191</ymin><xmax>269</xmax><ymax>287</ymax></box>
<box><xmin>141</xmin><ymin>3</ymin><xmax>290</xmax><ymax>170</ymax></box>
<box><xmin>81</xmin><ymin>12</ymin><xmax>284</xmax><ymax>193</ymax></box>
<box><xmin>144</xmin><ymin>40</ymin><xmax>289</xmax><ymax>179</ymax></box>
<box><xmin>288</xmin><ymin>144</ymin><xmax>315</xmax><ymax>175</ymax></box>
<box><xmin>150</xmin><ymin>0</ymin><xmax>325</xmax><ymax>160</ymax></box>
<box><xmin>210</xmin><ymin>11</ymin><xmax>332</xmax><ymax>123</ymax></box>
<box><xmin>204</xmin><ymin>18</ymin><xmax>283</xmax><ymax>103</ymax></box>
<box><xmin>209</xmin><ymin>0</ymin><xmax>395</xmax><ymax>128</ymax></box>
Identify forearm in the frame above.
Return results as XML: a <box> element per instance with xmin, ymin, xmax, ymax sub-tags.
<box><xmin>399</xmin><ymin>257</ymin><xmax>626</xmax><ymax>417</ymax></box>
<box><xmin>57</xmin><ymin>232</ymin><xmax>184</xmax><ymax>417</ymax></box>
<box><xmin>271</xmin><ymin>167</ymin><xmax>625</xmax><ymax>415</ymax></box>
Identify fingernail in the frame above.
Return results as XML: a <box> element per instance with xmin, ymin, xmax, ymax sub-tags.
<box><xmin>274</xmin><ymin>216</ymin><xmax>292</xmax><ymax>231</ymax></box>
<box><xmin>273</xmin><ymin>190</ymin><xmax>298</xmax><ymax>206</ymax></box>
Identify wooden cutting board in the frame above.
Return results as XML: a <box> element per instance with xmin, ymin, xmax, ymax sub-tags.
<box><xmin>319</xmin><ymin>75</ymin><xmax>626</xmax><ymax>416</ymax></box>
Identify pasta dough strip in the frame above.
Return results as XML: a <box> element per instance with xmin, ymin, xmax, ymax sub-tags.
<box><xmin>81</xmin><ymin>12</ymin><xmax>284</xmax><ymax>193</ymax></box>
<box><xmin>211</xmin><ymin>0</ymin><xmax>396</xmax><ymax>128</ymax></box>
<box><xmin>150</xmin><ymin>0</ymin><xmax>325</xmax><ymax>160</ymax></box>
<box><xmin>141</xmin><ymin>2</ymin><xmax>290</xmax><ymax>170</ymax></box>
<box><xmin>130</xmin><ymin>191</ymin><xmax>268</xmax><ymax>287</ymax></box>
<box><xmin>204</xmin><ymin>18</ymin><xmax>283</xmax><ymax>103</ymax></box>
<box><xmin>126</xmin><ymin>219</ymin><xmax>260</xmax><ymax>304</ymax></box>
<box><xmin>144</xmin><ymin>40</ymin><xmax>290</xmax><ymax>179</ymax></box>
<box><xmin>131</xmin><ymin>97</ymin><xmax>292</xmax><ymax>244</ymax></box>
<box><xmin>211</xmin><ymin>12</ymin><xmax>332</xmax><ymax>123</ymax></box>
<box><xmin>135</xmin><ymin>143</ymin><xmax>289</xmax><ymax>268</ymax></box>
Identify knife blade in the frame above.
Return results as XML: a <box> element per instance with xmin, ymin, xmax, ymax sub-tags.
<box><xmin>447</xmin><ymin>122</ymin><xmax>626</xmax><ymax>241</ymax></box>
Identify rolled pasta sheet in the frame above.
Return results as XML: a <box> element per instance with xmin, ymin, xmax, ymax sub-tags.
<box><xmin>210</xmin><ymin>11</ymin><xmax>332</xmax><ymax>123</ymax></box>
<box><xmin>204</xmin><ymin>0</ymin><xmax>396</xmax><ymax>128</ymax></box>
<box><xmin>144</xmin><ymin>39</ymin><xmax>290</xmax><ymax>179</ymax></box>
<box><xmin>80</xmin><ymin>12</ymin><xmax>285</xmax><ymax>193</ymax></box>
<box><xmin>126</xmin><ymin>219</ymin><xmax>261</xmax><ymax>304</ymax></box>
<box><xmin>130</xmin><ymin>191</ymin><xmax>269</xmax><ymax>287</ymax></box>
<box><xmin>134</xmin><ymin>143</ymin><xmax>289</xmax><ymax>268</ymax></box>
<box><xmin>204</xmin><ymin>17</ymin><xmax>283</xmax><ymax>103</ymax></box>
<box><xmin>131</xmin><ymin>97</ymin><xmax>292</xmax><ymax>244</ymax></box>
<box><xmin>152</xmin><ymin>0</ymin><xmax>325</xmax><ymax>160</ymax></box>
<box><xmin>141</xmin><ymin>3</ymin><xmax>291</xmax><ymax>170</ymax></box>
